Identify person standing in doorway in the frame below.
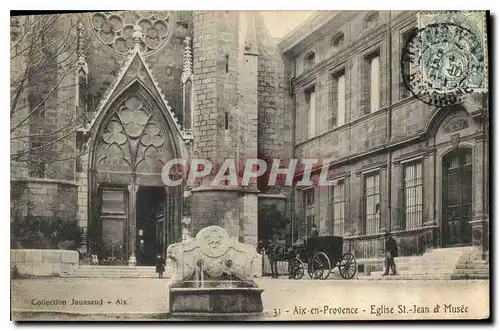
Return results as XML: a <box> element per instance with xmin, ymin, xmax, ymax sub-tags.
<box><xmin>383</xmin><ymin>232</ymin><xmax>398</xmax><ymax>276</ymax></box>
<box><xmin>156</xmin><ymin>254</ymin><xmax>165</xmax><ymax>279</ymax></box>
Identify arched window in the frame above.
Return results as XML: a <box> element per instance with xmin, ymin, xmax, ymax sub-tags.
<box><xmin>304</xmin><ymin>52</ymin><xmax>315</xmax><ymax>71</ymax></box>
<box><xmin>332</xmin><ymin>32</ymin><xmax>344</xmax><ymax>51</ymax></box>
<box><xmin>364</xmin><ymin>12</ymin><xmax>379</xmax><ymax>30</ymax></box>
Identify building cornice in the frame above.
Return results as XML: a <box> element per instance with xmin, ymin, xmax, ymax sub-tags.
<box><xmin>278</xmin><ymin>11</ymin><xmax>337</xmax><ymax>54</ymax></box>
<box><xmin>293</xmin><ymin>21</ymin><xmax>389</xmax><ymax>88</ymax></box>
<box><xmin>295</xmin><ymin>107</ymin><xmax>388</xmax><ymax>148</ymax></box>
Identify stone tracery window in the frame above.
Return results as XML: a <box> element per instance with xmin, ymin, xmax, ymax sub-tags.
<box><xmin>89</xmin><ymin>11</ymin><xmax>172</xmax><ymax>56</ymax></box>
<box><xmin>97</xmin><ymin>94</ymin><xmax>166</xmax><ymax>175</ymax></box>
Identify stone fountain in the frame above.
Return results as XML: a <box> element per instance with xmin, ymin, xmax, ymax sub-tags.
<box><xmin>166</xmin><ymin>226</ymin><xmax>263</xmax><ymax>316</ymax></box>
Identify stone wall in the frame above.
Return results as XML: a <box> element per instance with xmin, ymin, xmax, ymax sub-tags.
<box><xmin>11</xmin><ymin>179</ymin><xmax>77</xmax><ymax>220</ymax></box>
<box><xmin>11</xmin><ymin>249</ymin><xmax>79</xmax><ymax>277</ymax></box>
<box><xmin>190</xmin><ymin>189</ymin><xmax>241</xmax><ymax>238</ymax></box>
<box><xmin>192</xmin><ymin>11</ymin><xmax>239</xmax><ymax>162</ymax></box>
<box><xmin>189</xmin><ymin>11</ymin><xmax>267</xmax><ymax>246</ymax></box>
<box><xmin>281</xmin><ymin>11</ymin><xmax>489</xmax><ymax>251</ymax></box>
<box><xmin>11</xmin><ymin>15</ymin><xmax>78</xmax><ymax>182</ymax></box>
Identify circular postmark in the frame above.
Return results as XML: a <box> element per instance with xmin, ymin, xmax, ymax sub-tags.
<box><xmin>401</xmin><ymin>23</ymin><xmax>485</xmax><ymax>107</ymax></box>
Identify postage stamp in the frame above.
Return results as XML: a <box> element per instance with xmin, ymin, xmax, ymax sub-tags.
<box><xmin>401</xmin><ymin>11</ymin><xmax>488</xmax><ymax>107</ymax></box>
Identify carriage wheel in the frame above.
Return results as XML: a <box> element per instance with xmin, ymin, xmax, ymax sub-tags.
<box><xmin>338</xmin><ymin>253</ymin><xmax>357</xmax><ymax>279</ymax></box>
<box><xmin>288</xmin><ymin>258</ymin><xmax>304</xmax><ymax>280</ymax></box>
<box><xmin>309</xmin><ymin>252</ymin><xmax>331</xmax><ymax>280</ymax></box>
<box><xmin>307</xmin><ymin>258</ymin><xmax>316</xmax><ymax>279</ymax></box>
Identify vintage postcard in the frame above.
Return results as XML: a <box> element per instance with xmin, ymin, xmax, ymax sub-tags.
<box><xmin>10</xmin><ymin>9</ymin><xmax>490</xmax><ymax>321</ymax></box>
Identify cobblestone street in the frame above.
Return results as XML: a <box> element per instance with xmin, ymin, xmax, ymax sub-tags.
<box><xmin>11</xmin><ymin>277</ymin><xmax>489</xmax><ymax>321</ymax></box>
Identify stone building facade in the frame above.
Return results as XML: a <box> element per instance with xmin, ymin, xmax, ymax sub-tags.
<box><xmin>10</xmin><ymin>11</ymin><xmax>288</xmax><ymax>266</ymax></box>
<box><xmin>10</xmin><ymin>10</ymin><xmax>489</xmax><ymax>266</ymax></box>
<box><xmin>279</xmin><ymin>11</ymin><xmax>489</xmax><ymax>259</ymax></box>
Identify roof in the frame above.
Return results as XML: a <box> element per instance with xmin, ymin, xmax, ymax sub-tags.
<box><xmin>278</xmin><ymin>11</ymin><xmax>339</xmax><ymax>54</ymax></box>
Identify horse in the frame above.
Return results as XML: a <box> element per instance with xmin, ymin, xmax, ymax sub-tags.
<box><xmin>257</xmin><ymin>239</ymin><xmax>296</xmax><ymax>278</ymax></box>
<box><xmin>257</xmin><ymin>239</ymin><xmax>281</xmax><ymax>278</ymax></box>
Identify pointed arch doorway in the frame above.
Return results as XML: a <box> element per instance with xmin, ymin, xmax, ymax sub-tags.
<box><xmin>442</xmin><ymin>148</ymin><xmax>473</xmax><ymax>247</ymax></box>
<box><xmin>89</xmin><ymin>84</ymin><xmax>183</xmax><ymax>265</ymax></box>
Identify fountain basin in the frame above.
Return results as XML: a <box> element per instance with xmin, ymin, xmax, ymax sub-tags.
<box><xmin>169</xmin><ymin>287</ymin><xmax>264</xmax><ymax>314</ymax></box>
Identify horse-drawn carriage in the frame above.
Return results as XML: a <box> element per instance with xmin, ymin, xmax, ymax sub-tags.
<box><xmin>287</xmin><ymin>235</ymin><xmax>357</xmax><ymax>280</ymax></box>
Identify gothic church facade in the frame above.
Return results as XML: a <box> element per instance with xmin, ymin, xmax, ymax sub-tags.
<box><xmin>11</xmin><ymin>11</ymin><xmax>290</xmax><ymax>265</ymax></box>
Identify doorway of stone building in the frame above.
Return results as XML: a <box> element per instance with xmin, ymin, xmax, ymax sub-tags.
<box><xmin>442</xmin><ymin>148</ymin><xmax>473</xmax><ymax>247</ymax></box>
<box><xmin>136</xmin><ymin>186</ymin><xmax>165</xmax><ymax>266</ymax></box>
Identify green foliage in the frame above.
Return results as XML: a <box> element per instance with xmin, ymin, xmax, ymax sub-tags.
<box><xmin>11</xmin><ymin>216</ymin><xmax>82</xmax><ymax>250</ymax></box>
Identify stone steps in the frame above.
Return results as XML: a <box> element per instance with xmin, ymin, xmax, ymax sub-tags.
<box><xmin>358</xmin><ymin>274</ymin><xmax>457</xmax><ymax>280</ymax></box>
<box><xmin>62</xmin><ymin>265</ymin><xmax>172</xmax><ymax>278</ymax></box>
<box><xmin>451</xmin><ymin>249</ymin><xmax>490</xmax><ymax>280</ymax></box>
<box><xmin>360</xmin><ymin>246</ymin><xmax>488</xmax><ymax>280</ymax></box>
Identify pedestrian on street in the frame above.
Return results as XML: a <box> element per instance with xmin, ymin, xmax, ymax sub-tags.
<box><xmin>383</xmin><ymin>232</ymin><xmax>398</xmax><ymax>276</ymax></box>
<box><xmin>309</xmin><ymin>224</ymin><xmax>319</xmax><ymax>238</ymax></box>
<box><xmin>156</xmin><ymin>254</ymin><xmax>165</xmax><ymax>279</ymax></box>
<box><xmin>268</xmin><ymin>238</ymin><xmax>280</xmax><ymax>279</ymax></box>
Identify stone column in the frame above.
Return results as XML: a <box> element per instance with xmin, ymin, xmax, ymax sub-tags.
<box><xmin>423</xmin><ymin>153</ymin><xmax>436</xmax><ymax>226</ymax></box>
<box><xmin>88</xmin><ymin>169</ymin><xmax>98</xmax><ymax>255</ymax></box>
<box><xmin>379</xmin><ymin>167</ymin><xmax>389</xmax><ymax>233</ymax></box>
<box><xmin>128</xmin><ymin>179</ymin><xmax>138</xmax><ymax>266</ymax></box>
<box><xmin>390</xmin><ymin>162</ymin><xmax>401</xmax><ymax>231</ymax></box>
<box><xmin>470</xmin><ymin>135</ymin><xmax>488</xmax><ymax>251</ymax></box>
<box><xmin>240</xmin><ymin>191</ymin><xmax>259</xmax><ymax>246</ymax></box>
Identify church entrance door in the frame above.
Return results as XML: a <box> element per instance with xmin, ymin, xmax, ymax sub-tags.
<box><xmin>442</xmin><ymin>148</ymin><xmax>473</xmax><ymax>247</ymax></box>
<box><xmin>136</xmin><ymin>186</ymin><xmax>165</xmax><ymax>266</ymax></box>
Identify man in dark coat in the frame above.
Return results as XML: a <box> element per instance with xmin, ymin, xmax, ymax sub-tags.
<box><xmin>383</xmin><ymin>232</ymin><xmax>398</xmax><ymax>276</ymax></box>
<box><xmin>267</xmin><ymin>238</ymin><xmax>281</xmax><ymax>279</ymax></box>
<box><xmin>156</xmin><ymin>254</ymin><xmax>165</xmax><ymax>279</ymax></box>
<box><xmin>309</xmin><ymin>224</ymin><xmax>319</xmax><ymax>238</ymax></box>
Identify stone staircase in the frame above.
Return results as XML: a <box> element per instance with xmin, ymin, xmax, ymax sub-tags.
<box><xmin>358</xmin><ymin>246</ymin><xmax>489</xmax><ymax>280</ymax></box>
<box><xmin>62</xmin><ymin>265</ymin><xmax>172</xmax><ymax>278</ymax></box>
<box><xmin>451</xmin><ymin>250</ymin><xmax>489</xmax><ymax>280</ymax></box>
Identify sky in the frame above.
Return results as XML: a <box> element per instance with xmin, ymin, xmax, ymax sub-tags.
<box><xmin>259</xmin><ymin>11</ymin><xmax>315</xmax><ymax>38</ymax></box>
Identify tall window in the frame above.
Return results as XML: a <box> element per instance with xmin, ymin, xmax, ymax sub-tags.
<box><xmin>331</xmin><ymin>71</ymin><xmax>346</xmax><ymax>129</ymax></box>
<box><xmin>364</xmin><ymin>172</ymin><xmax>380</xmax><ymax>234</ymax></box>
<box><xmin>304</xmin><ymin>188</ymin><xmax>316</xmax><ymax>236</ymax></box>
<box><xmin>368</xmin><ymin>53</ymin><xmax>380</xmax><ymax>112</ymax></box>
<box><xmin>400</xmin><ymin>28</ymin><xmax>417</xmax><ymax>100</ymax></box>
<box><xmin>332</xmin><ymin>180</ymin><xmax>345</xmax><ymax>236</ymax></box>
<box><xmin>402</xmin><ymin>162</ymin><xmax>423</xmax><ymax>230</ymax></box>
<box><xmin>306</xmin><ymin>86</ymin><xmax>316</xmax><ymax>138</ymax></box>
